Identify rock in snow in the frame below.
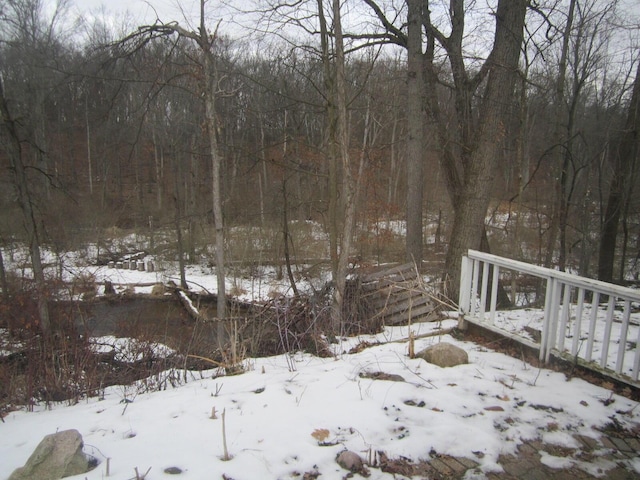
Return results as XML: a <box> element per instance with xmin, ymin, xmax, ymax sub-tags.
<box><xmin>9</xmin><ymin>429</ymin><xmax>92</xmax><ymax>480</ymax></box>
<box><xmin>336</xmin><ymin>450</ymin><xmax>366</xmax><ymax>473</ymax></box>
<box><xmin>416</xmin><ymin>341</ymin><xmax>469</xmax><ymax>367</ymax></box>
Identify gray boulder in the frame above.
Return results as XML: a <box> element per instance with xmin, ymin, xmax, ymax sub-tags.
<box><xmin>9</xmin><ymin>429</ymin><xmax>91</xmax><ymax>480</ymax></box>
<box><xmin>416</xmin><ymin>342</ymin><xmax>468</xmax><ymax>367</ymax></box>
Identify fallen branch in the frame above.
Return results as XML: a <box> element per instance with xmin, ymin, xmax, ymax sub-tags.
<box><xmin>186</xmin><ymin>354</ymin><xmax>226</xmax><ymax>367</ymax></box>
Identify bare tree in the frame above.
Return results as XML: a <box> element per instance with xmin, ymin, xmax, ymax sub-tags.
<box><xmin>0</xmin><ymin>0</ymin><xmax>75</xmax><ymax>337</ymax></box>
<box><xmin>598</xmin><ymin>58</ymin><xmax>640</xmax><ymax>283</ymax></box>
<box><xmin>0</xmin><ymin>76</ymin><xmax>51</xmax><ymax>337</ymax></box>
<box><xmin>118</xmin><ymin>0</ymin><xmax>228</xmax><ymax>319</ymax></box>
<box><xmin>544</xmin><ymin>0</ymin><xmax>618</xmax><ymax>271</ymax></box>
<box><xmin>405</xmin><ymin>0</ymin><xmax>424</xmax><ymax>266</ymax></box>
<box><xmin>330</xmin><ymin>0</ymin><xmax>368</xmax><ymax>328</ymax></box>
<box><xmin>365</xmin><ymin>0</ymin><xmax>527</xmax><ymax>298</ymax></box>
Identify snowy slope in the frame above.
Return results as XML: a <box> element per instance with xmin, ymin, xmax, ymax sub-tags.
<box><xmin>2</xmin><ymin>327</ymin><xmax>639</xmax><ymax>479</ymax></box>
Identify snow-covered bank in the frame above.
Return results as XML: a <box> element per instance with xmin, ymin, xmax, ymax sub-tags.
<box><xmin>2</xmin><ymin>327</ymin><xmax>639</xmax><ymax>479</ymax></box>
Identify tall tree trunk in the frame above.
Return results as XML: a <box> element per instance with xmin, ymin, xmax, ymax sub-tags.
<box><xmin>174</xmin><ymin>148</ymin><xmax>187</xmax><ymax>290</ymax></box>
<box><xmin>331</xmin><ymin>0</ymin><xmax>353</xmax><ymax>330</ymax></box>
<box><xmin>86</xmin><ymin>95</ymin><xmax>93</xmax><ymax>195</ymax></box>
<box><xmin>192</xmin><ymin>11</ymin><xmax>227</xmax><ymax>321</ymax></box>
<box><xmin>282</xmin><ymin>178</ymin><xmax>299</xmax><ymax>297</ymax></box>
<box><xmin>598</xmin><ymin>60</ymin><xmax>640</xmax><ymax>283</ymax></box>
<box><xmin>0</xmin><ymin>245</ymin><xmax>8</xmax><ymax>301</ymax></box>
<box><xmin>545</xmin><ymin>0</ymin><xmax>577</xmax><ymax>271</ymax></box>
<box><xmin>444</xmin><ymin>0</ymin><xmax>527</xmax><ymax>300</ymax></box>
<box><xmin>153</xmin><ymin>127</ymin><xmax>163</xmax><ymax>210</ymax></box>
<box><xmin>405</xmin><ymin>0</ymin><xmax>424</xmax><ymax>266</ymax></box>
<box><xmin>317</xmin><ymin>0</ymin><xmax>339</xmax><ymax>281</ymax></box>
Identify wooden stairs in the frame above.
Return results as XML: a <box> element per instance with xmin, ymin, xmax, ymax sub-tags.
<box><xmin>350</xmin><ymin>262</ymin><xmax>439</xmax><ymax>326</ymax></box>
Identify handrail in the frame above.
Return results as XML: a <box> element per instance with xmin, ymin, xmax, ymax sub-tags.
<box><xmin>464</xmin><ymin>250</ymin><xmax>640</xmax><ymax>302</ymax></box>
<box><xmin>459</xmin><ymin>250</ymin><xmax>640</xmax><ymax>386</ymax></box>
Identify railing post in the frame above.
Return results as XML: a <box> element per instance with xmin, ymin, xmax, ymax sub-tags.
<box><xmin>540</xmin><ymin>276</ymin><xmax>553</xmax><ymax>362</ymax></box>
<box><xmin>632</xmin><ymin>325</ymin><xmax>640</xmax><ymax>381</ymax></box>
<box><xmin>616</xmin><ymin>301</ymin><xmax>631</xmax><ymax>375</ymax></box>
<box><xmin>570</xmin><ymin>288</ymin><xmax>585</xmax><ymax>357</ymax></box>
<box><xmin>557</xmin><ymin>283</ymin><xmax>571</xmax><ymax>352</ymax></box>
<box><xmin>585</xmin><ymin>292</ymin><xmax>600</xmax><ymax>362</ymax></box>
<box><xmin>600</xmin><ymin>296</ymin><xmax>616</xmax><ymax>369</ymax></box>
<box><xmin>459</xmin><ymin>255</ymin><xmax>471</xmax><ymax>330</ymax></box>
<box><xmin>471</xmin><ymin>259</ymin><xmax>480</xmax><ymax>317</ymax></box>
<box><xmin>489</xmin><ymin>265</ymin><xmax>499</xmax><ymax>325</ymax></box>
<box><xmin>479</xmin><ymin>261</ymin><xmax>489</xmax><ymax>321</ymax></box>
<box><xmin>545</xmin><ymin>278</ymin><xmax>562</xmax><ymax>363</ymax></box>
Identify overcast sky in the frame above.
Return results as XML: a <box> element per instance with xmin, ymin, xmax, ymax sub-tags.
<box><xmin>75</xmin><ymin>0</ymin><xmax>200</xmax><ymax>25</ymax></box>
<box><xmin>64</xmin><ymin>0</ymin><xmax>640</xmax><ymax>54</ymax></box>
<box><xmin>71</xmin><ymin>0</ymin><xmax>265</xmax><ymax>42</ymax></box>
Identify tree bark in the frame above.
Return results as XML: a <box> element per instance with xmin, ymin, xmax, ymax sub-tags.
<box><xmin>173</xmin><ymin>147</ymin><xmax>188</xmax><ymax>290</ymax></box>
<box><xmin>444</xmin><ymin>0</ymin><xmax>527</xmax><ymax>299</ymax></box>
<box><xmin>317</xmin><ymin>0</ymin><xmax>340</xmax><ymax>282</ymax></box>
<box><xmin>0</xmin><ymin>244</ymin><xmax>8</xmax><ymax>301</ymax></box>
<box><xmin>203</xmin><ymin>48</ymin><xmax>227</xmax><ymax>320</ymax></box>
<box><xmin>405</xmin><ymin>0</ymin><xmax>425</xmax><ymax>266</ymax></box>
<box><xmin>332</xmin><ymin>0</ymin><xmax>354</xmax><ymax>330</ymax></box>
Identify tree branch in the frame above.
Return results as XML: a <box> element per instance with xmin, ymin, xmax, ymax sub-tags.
<box><xmin>361</xmin><ymin>0</ymin><xmax>407</xmax><ymax>47</ymax></box>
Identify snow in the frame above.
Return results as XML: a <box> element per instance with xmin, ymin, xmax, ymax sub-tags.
<box><xmin>539</xmin><ymin>451</ymin><xmax>575</xmax><ymax>470</ymax></box>
<box><xmin>1</xmin><ymin>327</ymin><xmax>639</xmax><ymax>479</ymax></box>
<box><xmin>89</xmin><ymin>336</ymin><xmax>175</xmax><ymax>363</ymax></box>
<box><xmin>479</xmin><ymin>306</ymin><xmax>640</xmax><ymax>378</ymax></box>
<box><xmin>2</xmin><ymin>242</ymin><xmax>640</xmax><ymax>478</ymax></box>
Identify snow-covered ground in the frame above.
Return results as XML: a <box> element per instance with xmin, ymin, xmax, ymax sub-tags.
<box><xmin>2</xmin><ymin>243</ymin><xmax>640</xmax><ymax>478</ymax></box>
<box><xmin>1</xmin><ymin>324</ymin><xmax>639</xmax><ymax>479</ymax></box>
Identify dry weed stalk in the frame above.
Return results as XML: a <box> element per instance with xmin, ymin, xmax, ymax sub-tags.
<box><xmin>408</xmin><ymin>331</ymin><xmax>415</xmax><ymax>358</ymax></box>
<box><xmin>132</xmin><ymin>466</ymin><xmax>151</xmax><ymax>479</ymax></box>
<box><xmin>221</xmin><ymin>408</ymin><xmax>232</xmax><ymax>461</ymax></box>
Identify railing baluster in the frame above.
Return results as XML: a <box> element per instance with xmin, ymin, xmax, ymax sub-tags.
<box><xmin>470</xmin><ymin>259</ymin><xmax>480</xmax><ymax>319</ymax></box>
<box><xmin>545</xmin><ymin>278</ymin><xmax>562</xmax><ymax>362</ymax></box>
<box><xmin>600</xmin><ymin>296</ymin><xmax>616</xmax><ymax>370</ymax></box>
<box><xmin>632</xmin><ymin>324</ymin><xmax>640</xmax><ymax>381</ymax></box>
<box><xmin>480</xmin><ymin>262</ymin><xmax>489</xmax><ymax>321</ymax></box>
<box><xmin>586</xmin><ymin>292</ymin><xmax>600</xmax><ymax>362</ymax></box>
<box><xmin>540</xmin><ymin>277</ymin><xmax>553</xmax><ymax>362</ymax></box>
<box><xmin>557</xmin><ymin>283</ymin><xmax>571</xmax><ymax>352</ymax></box>
<box><xmin>489</xmin><ymin>265</ymin><xmax>499</xmax><ymax>325</ymax></box>
<box><xmin>571</xmin><ymin>288</ymin><xmax>585</xmax><ymax>357</ymax></box>
<box><xmin>459</xmin><ymin>255</ymin><xmax>471</xmax><ymax>316</ymax></box>
<box><xmin>616</xmin><ymin>300</ymin><xmax>631</xmax><ymax>375</ymax></box>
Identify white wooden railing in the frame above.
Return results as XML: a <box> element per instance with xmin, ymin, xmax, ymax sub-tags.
<box><xmin>459</xmin><ymin>249</ymin><xmax>640</xmax><ymax>386</ymax></box>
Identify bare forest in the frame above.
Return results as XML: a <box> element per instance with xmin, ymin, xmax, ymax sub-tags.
<box><xmin>1</xmin><ymin>0</ymin><xmax>640</xmax><ymax>333</ymax></box>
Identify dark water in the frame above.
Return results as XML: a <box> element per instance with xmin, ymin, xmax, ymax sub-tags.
<box><xmin>65</xmin><ymin>296</ymin><xmax>223</xmax><ymax>357</ymax></box>
<box><xmin>79</xmin><ymin>296</ymin><xmax>192</xmax><ymax>336</ymax></box>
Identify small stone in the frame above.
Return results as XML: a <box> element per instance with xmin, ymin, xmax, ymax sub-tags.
<box><xmin>164</xmin><ymin>466</ymin><xmax>183</xmax><ymax>474</ymax></box>
<box><xmin>484</xmin><ymin>406</ymin><xmax>505</xmax><ymax>412</ymax></box>
<box><xmin>416</xmin><ymin>342</ymin><xmax>468</xmax><ymax>367</ymax></box>
<box><xmin>336</xmin><ymin>450</ymin><xmax>364</xmax><ymax>473</ymax></box>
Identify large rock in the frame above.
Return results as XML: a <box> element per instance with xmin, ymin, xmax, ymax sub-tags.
<box><xmin>416</xmin><ymin>342</ymin><xmax>468</xmax><ymax>368</ymax></box>
<box><xmin>9</xmin><ymin>429</ymin><xmax>91</xmax><ymax>480</ymax></box>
